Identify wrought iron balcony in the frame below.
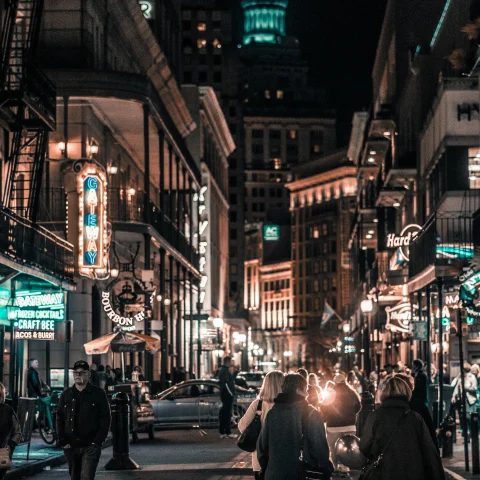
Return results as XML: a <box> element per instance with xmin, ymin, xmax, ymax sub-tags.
<box><xmin>108</xmin><ymin>188</ymin><xmax>199</xmax><ymax>268</ymax></box>
<box><xmin>0</xmin><ymin>205</ymin><xmax>74</xmax><ymax>282</ymax></box>
<box><xmin>409</xmin><ymin>214</ymin><xmax>474</xmax><ymax>279</ymax></box>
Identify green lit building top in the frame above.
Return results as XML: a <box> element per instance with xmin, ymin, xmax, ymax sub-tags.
<box><xmin>242</xmin><ymin>0</ymin><xmax>288</xmax><ymax>45</ymax></box>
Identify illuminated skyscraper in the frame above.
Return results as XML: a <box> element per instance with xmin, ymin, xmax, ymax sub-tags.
<box><xmin>242</xmin><ymin>0</ymin><xmax>288</xmax><ymax>45</ymax></box>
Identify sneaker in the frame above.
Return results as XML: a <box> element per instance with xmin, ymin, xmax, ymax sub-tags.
<box><xmin>227</xmin><ymin>434</ymin><xmax>238</xmax><ymax>439</ymax></box>
<box><xmin>219</xmin><ymin>434</ymin><xmax>227</xmax><ymax>438</ymax></box>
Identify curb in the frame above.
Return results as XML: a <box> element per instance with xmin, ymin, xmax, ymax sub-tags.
<box><xmin>4</xmin><ymin>436</ymin><xmax>113</xmax><ymax>479</ymax></box>
<box><xmin>444</xmin><ymin>467</ymin><xmax>467</xmax><ymax>480</ymax></box>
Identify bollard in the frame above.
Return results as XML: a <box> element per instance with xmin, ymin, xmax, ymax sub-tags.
<box><xmin>472</xmin><ymin>412</ymin><xmax>479</xmax><ymax>474</ymax></box>
<box><xmin>356</xmin><ymin>391</ymin><xmax>375</xmax><ymax>438</ymax></box>
<box><xmin>105</xmin><ymin>392</ymin><xmax>140</xmax><ymax>470</ymax></box>
<box><xmin>440</xmin><ymin>416</ymin><xmax>455</xmax><ymax>458</ymax></box>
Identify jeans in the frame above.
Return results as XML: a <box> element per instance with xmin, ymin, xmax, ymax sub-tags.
<box><xmin>64</xmin><ymin>445</ymin><xmax>101</xmax><ymax>480</ymax></box>
<box><xmin>219</xmin><ymin>393</ymin><xmax>233</xmax><ymax>435</ymax></box>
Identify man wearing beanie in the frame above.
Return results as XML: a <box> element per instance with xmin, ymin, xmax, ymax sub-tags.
<box><xmin>57</xmin><ymin>360</ymin><xmax>111</xmax><ymax>479</ymax></box>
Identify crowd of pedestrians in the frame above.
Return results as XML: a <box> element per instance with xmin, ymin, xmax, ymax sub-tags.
<box><xmin>236</xmin><ymin>361</ymin><xmax>447</xmax><ymax>480</ymax></box>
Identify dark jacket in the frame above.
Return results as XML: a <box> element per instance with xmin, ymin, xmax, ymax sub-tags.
<box><xmin>0</xmin><ymin>404</ymin><xmax>21</xmax><ymax>454</ymax></box>
<box><xmin>413</xmin><ymin>369</ymin><xmax>429</xmax><ymax>404</ymax></box>
<box><xmin>409</xmin><ymin>396</ymin><xmax>438</xmax><ymax>452</ymax></box>
<box><xmin>217</xmin><ymin>365</ymin><xmax>235</xmax><ymax>397</ymax></box>
<box><xmin>257</xmin><ymin>393</ymin><xmax>331</xmax><ymax>480</ymax></box>
<box><xmin>359</xmin><ymin>397</ymin><xmax>445</xmax><ymax>480</ymax></box>
<box><xmin>320</xmin><ymin>382</ymin><xmax>361</xmax><ymax>427</ymax></box>
<box><xmin>27</xmin><ymin>367</ymin><xmax>41</xmax><ymax>398</ymax></box>
<box><xmin>56</xmin><ymin>382</ymin><xmax>111</xmax><ymax>448</ymax></box>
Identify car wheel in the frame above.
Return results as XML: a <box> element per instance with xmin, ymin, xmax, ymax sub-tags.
<box><xmin>231</xmin><ymin>405</ymin><xmax>244</xmax><ymax>427</ymax></box>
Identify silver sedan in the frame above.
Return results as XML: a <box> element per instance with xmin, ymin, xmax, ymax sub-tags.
<box><xmin>151</xmin><ymin>379</ymin><xmax>256</xmax><ymax>428</ymax></box>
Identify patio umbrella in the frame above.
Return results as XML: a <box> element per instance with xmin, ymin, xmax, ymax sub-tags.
<box><xmin>84</xmin><ymin>331</ymin><xmax>160</xmax><ymax>380</ymax></box>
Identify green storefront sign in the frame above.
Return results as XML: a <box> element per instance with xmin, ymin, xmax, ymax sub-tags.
<box><xmin>263</xmin><ymin>225</ymin><xmax>280</xmax><ymax>242</ymax></box>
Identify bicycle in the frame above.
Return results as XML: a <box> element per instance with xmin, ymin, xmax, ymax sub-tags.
<box><xmin>36</xmin><ymin>391</ymin><xmax>60</xmax><ymax>445</ymax></box>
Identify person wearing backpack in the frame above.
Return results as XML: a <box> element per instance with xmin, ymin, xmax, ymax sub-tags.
<box><xmin>238</xmin><ymin>371</ymin><xmax>284</xmax><ymax>480</ymax></box>
<box><xmin>359</xmin><ymin>375</ymin><xmax>445</xmax><ymax>480</ymax></box>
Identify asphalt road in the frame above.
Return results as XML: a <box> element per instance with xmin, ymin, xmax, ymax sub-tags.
<box><xmin>30</xmin><ymin>429</ymin><xmax>360</xmax><ymax>480</ymax></box>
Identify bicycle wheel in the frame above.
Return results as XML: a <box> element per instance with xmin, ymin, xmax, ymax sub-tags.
<box><xmin>38</xmin><ymin>417</ymin><xmax>56</xmax><ymax>445</ymax></box>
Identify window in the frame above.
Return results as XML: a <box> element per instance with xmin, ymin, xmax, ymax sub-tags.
<box><xmin>265</xmin><ymin>90</ymin><xmax>271</xmax><ymax>99</ymax></box>
<box><xmin>252</xmin><ymin>129</ymin><xmax>264</xmax><ymax>138</ymax></box>
<box><xmin>229</xmin><ymin>211</ymin><xmax>237</xmax><ymax>222</ymax></box>
<box><xmin>182</xmin><ymin>20</ymin><xmax>192</xmax><ymax>30</ymax></box>
<box><xmin>197</xmin><ymin>22</ymin><xmax>207</xmax><ymax>31</ymax></box>
<box><xmin>331</xmin><ymin>259</ymin><xmax>337</xmax><ymax>272</ymax></box>
<box><xmin>213</xmin><ymin>71</ymin><xmax>222</xmax><ymax>83</ymax></box>
<box><xmin>272</xmin><ymin>157</ymin><xmax>282</xmax><ymax>170</ymax></box>
<box><xmin>183</xmin><ymin>71</ymin><xmax>192</xmax><ymax>83</ymax></box>
<box><xmin>469</xmin><ymin>148</ymin><xmax>480</xmax><ymax>189</ymax></box>
<box><xmin>276</xmin><ymin>188</ymin><xmax>283</xmax><ymax>198</ymax></box>
<box><xmin>229</xmin><ymin>176</ymin><xmax>237</xmax><ymax>187</ymax></box>
<box><xmin>259</xmin><ymin>188</ymin><xmax>265</xmax><ymax>196</ymax></box>
<box><xmin>230</xmin><ymin>282</ymin><xmax>238</xmax><ymax>293</ymax></box>
<box><xmin>214</xmin><ymin>55</ymin><xmax>222</xmax><ymax>65</ymax></box>
<box><xmin>252</xmin><ymin>144</ymin><xmax>264</xmax><ymax>155</ymax></box>
<box><xmin>197</xmin><ymin>39</ymin><xmax>207</xmax><ymax>49</ymax></box>
<box><xmin>269</xmin><ymin>130</ymin><xmax>281</xmax><ymax>140</ymax></box>
<box><xmin>276</xmin><ymin>90</ymin><xmax>284</xmax><ymax>99</ymax></box>
<box><xmin>182</xmin><ymin>10</ymin><xmax>192</xmax><ymax>19</ymax></box>
<box><xmin>213</xmin><ymin>38</ymin><xmax>222</xmax><ymax>49</ymax></box>
<box><xmin>230</xmin><ymin>229</ymin><xmax>237</xmax><ymax>240</ymax></box>
<box><xmin>197</xmin><ymin>10</ymin><xmax>206</xmax><ymax>20</ymax></box>
<box><xmin>289</xmin><ymin>130</ymin><xmax>297</xmax><ymax>140</ymax></box>
<box><xmin>264</xmin><ymin>282</ymin><xmax>269</xmax><ymax>292</ymax></box>
<box><xmin>252</xmin><ymin>203</ymin><xmax>258</xmax><ymax>211</ymax></box>
<box><xmin>230</xmin><ymin>157</ymin><xmax>237</xmax><ymax>169</ymax></box>
<box><xmin>323</xmin><ymin>261</ymin><xmax>328</xmax><ymax>273</ymax></box>
<box><xmin>314</xmin><ymin>280</ymin><xmax>319</xmax><ymax>292</ymax></box>
<box><xmin>252</xmin><ymin>188</ymin><xmax>258</xmax><ymax>197</ymax></box>
<box><xmin>229</xmin><ymin>124</ymin><xmax>237</xmax><ymax>134</ymax></box>
<box><xmin>230</xmin><ymin>264</ymin><xmax>237</xmax><ymax>275</ymax></box>
<box><xmin>229</xmin><ymin>106</ymin><xmax>237</xmax><ymax>117</ymax></box>
<box><xmin>230</xmin><ymin>194</ymin><xmax>237</xmax><ymax>204</ymax></box>
<box><xmin>323</xmin><ymin>279</ymin><xmax>329</xmax><ymax>291</ymax></box>
<box><xmin>332</xmin><ymin>277</ymin><xmax>337</xmax><ymax>289</ymax></box>
<box><xmin>312</xmin><ymin>227</ymin><xmax>319</xmax><ymax>238</ymax></box>
<box><xmin>313</xmin><ymin>145</ymin><xmax>321</xmax><ymax>153</ymax></box>
<box><xmin>198</xmin><ymin>71</ymin><xmax>207</xmax><ymax>82</ymax></box>
<box><xmin>322</xmin><ymin>223</ymin><xmax>328</xmax><ymax>235</ymax></box>
<box><xmin>199</xmin><ymin>55</ymin><xmax>207</xmax><ymax>65</ymax></box>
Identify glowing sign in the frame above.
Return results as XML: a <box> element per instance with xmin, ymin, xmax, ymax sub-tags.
<box><xmin>386</xmin><ymin>224</ymin><xmax>421</xmax><ymax>261</ymax></box>
<box><xmin>11</xmin><ymin>290</ymin><xmax>65</xmax><ymax>341</ymax></box>
<box><xmin>78</xmin><ymin>165</ymin><xmax>108</xmax><ymax>277</ymax></box>
<box><xmin>101</xmin><ymin>291</ymin><xmax>144</xmax><ymax>332</ymax></box>
<box><xmin>263</xmin><ymin>225</ymin><xmax>280</xmax><ymax>241</ymax></box>
<box><xmin>385</xmin><ymin>301</ymin><xmax>417</xmax><ymax>333</ymax></box>
<box><xmin>138</xmin><ymin>1</ymin><xmax>154</xmax><ymax>19</ymax></box>
<box><xmin>195</xmin><ymin>186</ymin><xmax>209</xmax><ymax>305</ymax></box>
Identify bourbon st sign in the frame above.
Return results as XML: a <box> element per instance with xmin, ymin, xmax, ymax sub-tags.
<box><xmin>386</xmin><ymin>224</ymin><xmax>421</xmax><ymax>262</ymax></box>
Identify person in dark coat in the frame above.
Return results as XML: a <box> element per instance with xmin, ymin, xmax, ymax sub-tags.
<box><xmin>396</xmin><ymin>373</ymin><xmax>439</xmax><ymax>451</ymax></box>
<box><xmin>306</xmin><ymin>373</ymin><xmax>321</xmax><ymax>408</ymax></box>
<box><xmin>217</xmin><ymin>356</ymin><xmax>236</xmax><ymax>438</ymax></box>
<box><xmin>0</xmin><ymin>382</ymin><xmax>21</xmax><ymax>479</ymax></box>
<box><xmin>412</xmin><ymin>359</ymin><xmax>429</xmax><ymax>405</ymax></box>
<box><xmin>360</xmin><ymin>376</ymin><xmax>445</xmax><ymax>480</ymax></box>
<box><xmin>320</xmin><ymin>373</ymin><xmax>361</xmax><ymax>470</ymax></box>
<box><xmin>257</xmin><ymin>373</ymin><xmax>332</xmax><ymax>480</ymax></box>
<box><xmin>27</xmin><ymin>358</ymin><xmax>42</xmax><ymax>398</ymax></box>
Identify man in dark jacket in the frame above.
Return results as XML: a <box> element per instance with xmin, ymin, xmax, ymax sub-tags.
<box><xmin>412</xmin><ymin>359</ymin><xmax>429</xmax><ymax>405</ymax></box>
<box><xmin>320</xmin><ymin>373</ymin><xmax>361</xmax><ymax>471</ymax></box>
<box><xmin>257</xmin><ymin>373</ymin><xmax>332</xmax><ymax>480</ymax></box>
<box><xmin>217</xmin><ymin>356</ymin><xmax>236</xmax><ymax>438</ymax></box>
<box><xmin>27</xmin><ymin>358</ymin><xmax>42</xmax><ymax>398</ymax></box>
<box><xmin>57</xmin><ymin>360</ymin><xmax>111</xmax><ymax>480</ymax></box>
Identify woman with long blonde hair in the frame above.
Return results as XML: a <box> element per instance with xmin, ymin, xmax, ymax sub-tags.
<box><xmin>238</xmin><ymin>370</ymin><xmax>284</xmax><ymax>479</ymax></box>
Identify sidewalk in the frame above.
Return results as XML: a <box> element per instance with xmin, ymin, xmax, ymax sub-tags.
<box><xmin>4</xmin><ymin>433</ymin><xmax>112</xmax><ymax>480</ymax></box>
<box><xmin>443</xmin><ymin>435</ymin><xmax>480</xmax><ymax>480</ymax></box>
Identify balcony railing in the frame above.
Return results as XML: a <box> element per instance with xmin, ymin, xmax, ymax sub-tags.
<box><xmin>0</xmin><ymin>205</ymin><xmax>74</xmax><ymax>282</ymax></box>
<box><xmin>409</xmin><ymin>214</ymin><xmax>474</xmax><ymax>279</ymax></box>
<box><xmin>108</xmin><ymin>188</ymin><xmax>199</xmax><ymax>269</ymax></box>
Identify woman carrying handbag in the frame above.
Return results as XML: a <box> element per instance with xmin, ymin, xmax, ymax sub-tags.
<box><xmin>359</xmin><ymin>375</ymin><xmax>445</xmax><ymax>480</ymax></box>
<box><xmin>238</xmin><ymin>371</ymin><xmax>284</xmax><ymax>480</ymax></box>
<box><xmin>0</xmin><ymin>382</ymin><xmax>21</xmax><ymax>479</ymax></box>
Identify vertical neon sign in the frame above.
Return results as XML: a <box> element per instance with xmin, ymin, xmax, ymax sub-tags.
<box><xmin>78</xmin><ymin>165</ymin><xmax>108</xmax><ymax>277</ymax></box>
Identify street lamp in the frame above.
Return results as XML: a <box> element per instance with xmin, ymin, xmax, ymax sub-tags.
<box><xmin>360</xmin><ymin>299</ymin><xmax>373</xmax><ymax>374</ymax></box>
<box><xmin>284</xmin><ymin>350</ymin><xmax>293</xmax><ymax>370</ymax></box>
<box><xmin>213</xmin><ymin>317</ymin><xmax>224</xmax><ymax>368</ymax></box>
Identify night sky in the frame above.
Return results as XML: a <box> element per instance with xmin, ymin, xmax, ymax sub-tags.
<box><xmin>288</xmin><ymin>0</ymin><xmax>387</xmax><ymax>145</ymax></box>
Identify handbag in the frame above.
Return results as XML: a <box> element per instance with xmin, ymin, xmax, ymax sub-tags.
<box><xmin>299</xmin><ymin>407</ymin><xmax>334</xmax><ymax>480</ymax></box>
<box><xmin>237</xmin><ymin>400</ymin><xmax>263</xmax><ymax>452</ymax></box>
<box><xmin>358</xmin><ymin>410</ymin><xmax>410</xmax><ymax>480</ymax></box>
<box><xmin>0</xmin><ymin>448</ymin><xmax>11</xmax><ymax>471</ymax></box>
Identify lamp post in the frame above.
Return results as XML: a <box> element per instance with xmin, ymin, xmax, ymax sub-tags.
<box><xmin>213</xmin><ymin>317</ymin><xmax>224</xmax><ymax>369</ymax></box>
<box><xmin>360</xmin><ymin>299</ymin><xmax>373</xmax><ymax>375</ymax></box>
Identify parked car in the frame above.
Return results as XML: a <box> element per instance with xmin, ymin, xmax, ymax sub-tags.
<box><xmin>238</xmin><ymin>371</ymin><xmax>265</xmax><ymax>390</ymax></box>
<box><xmin>151</xmin><ymin>379</ymin><xmax>256</xmax><ymax>428</ymax></box>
